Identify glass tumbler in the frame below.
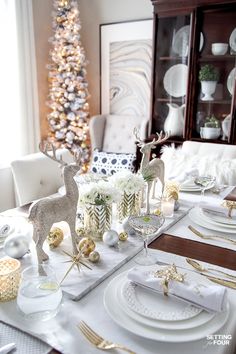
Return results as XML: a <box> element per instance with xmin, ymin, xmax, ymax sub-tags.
<box><xmin>17</xmin><ymin>264</ymin><xmax>62</xmax><ymax>321</ymax></box>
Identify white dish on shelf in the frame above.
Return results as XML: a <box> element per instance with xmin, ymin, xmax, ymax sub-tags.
<box><xmin>229</xmin><ymin>28</ymin><xmax>236</xmax><ymax>52</ymax></box>
<box><xmin>163</xmin><ymin>64</ymin><xmax>188</xmax><ymax>97</ymax></box>
<box><xmin>189</xmin><ymin>207</ymin><xmax>236</xmax><ymax>234</ymax></box>
<box><xmin>104</xmin><ymin>270</ymin><xmax>229</xmax><ymax>342</ymax></box>
<box><xmin>172</xmin><ymin>25</ymin><xmax>204</xmax><ymax>56</ymax></box>
<box><xmin>227</xmin><ymin>67</ymin><xmax>236</xmax><ymax>95</ymax></box>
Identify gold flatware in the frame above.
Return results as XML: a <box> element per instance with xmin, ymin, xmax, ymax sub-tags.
<box><xmin>188</xmin><ymin>225</ymin><xmax>236</xmax><ymax>245</ymax></box>
<box><xmin>204</xmin><ymin>274</ymin><xmax>236</xmax><ymax>290</ymax></box>
<box><xmin>78</xmin><ymin>321</ymin><xmax>136</xmax><ymax>354</ymax></box>
<box><xmin>186</xmin><ymin>258</ymin><xmax>236</xmax><ymax>281</ymax></box>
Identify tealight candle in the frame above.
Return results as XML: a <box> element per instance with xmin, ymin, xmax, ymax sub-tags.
<box><xmin>0</xmin><ymin>258</ymin><xmax>21</xmax><ymax>302</ymax></box>
<box><xmin>161</xmin><ymin>198</ymin><xmax>175</xmax><ymax>218</ymax></box>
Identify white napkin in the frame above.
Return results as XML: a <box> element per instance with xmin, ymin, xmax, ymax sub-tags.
<box><xmin>128</xmin><ymin>267</ymin><xmax>228</xmax><ymax>312</ymax></box>
<box><xmin>201</xmin><ymin>202</ymin><xmax>236</xmax><ymax>220</ymax></box>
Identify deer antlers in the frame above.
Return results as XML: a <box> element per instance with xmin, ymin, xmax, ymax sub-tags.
<box><xmin>133</xmin><ymin>128</ymin><xmax>169</xmax><ymax>148</ymax></box>
<box><xmin>39</xmin><ymin>142</ymin><xmax>82</xmax><ymax>166</ymax></box>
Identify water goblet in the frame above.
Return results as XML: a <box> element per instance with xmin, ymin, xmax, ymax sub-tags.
<box><xmin>194</xmin><ymin>175</ymin><xmax>216</xmax><ymax>203</ymax></box>
<box><xmin>128</xmin><ymin>213</ymin><xmax>165</xmax><ymax>266</ymax></box>
<box><xmin>17</xmin><ymin>264</ymin><xmax>62</xmax><ymax>321</ymax></box>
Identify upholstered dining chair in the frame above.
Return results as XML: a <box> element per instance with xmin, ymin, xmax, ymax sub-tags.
<box><xmin>11</xmin><ymin>148</ymin><xmax>73</xmax><ymax>206</ymax></box>
<box><xmin>89</xmin><ymin>114</ymin><xmax>149</xmax><ymax>174</ymax></box>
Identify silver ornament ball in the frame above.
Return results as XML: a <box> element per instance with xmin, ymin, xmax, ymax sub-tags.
<box><xmin>102</xmin><ymin>230</ymin><xmax>119</xmax><ymax>246</ymax></box>
<box><xmin>3</xmin><ymin>234</ymin><xmax>30</xmax><ymax>259</ymax></box>
<box><xmin>88</xmin><ymin>251</ymin><xmax>100</xmax><ymax>263</ymax></box>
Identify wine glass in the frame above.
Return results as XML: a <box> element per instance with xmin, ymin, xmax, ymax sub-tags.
<box><xmin>194</xmin><ymin>175</ymin><xmax>216</xmax><ymax>203</ymax></box>
<box><xmin>128</xmin><ymin>213</ymin><xmax>165</xmax><ymax>266</ymax></box>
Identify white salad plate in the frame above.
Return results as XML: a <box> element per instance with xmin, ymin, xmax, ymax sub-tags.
<box><xmin>104</xmin><ymin>270</ymin><xmax>229</xmax><ymax>342</ymax></box>
<box><xmin>227</xmin><ymin>67</ymin><xmax>236</xmax><ymax>96</ymax></box>
<box><xmin>229</xmin><ymin>28</ymin><xmax>236</xmax><ymax>52</ymax></box>
<box><xmin>116</xmin><ymin>276</ymin><xmax>215</xmax><ymax>330</ymax></box>
<box><xmin>189</xmin><ymin>207</ymin><xmax>236</xmax><ymax>234</ymax></box>
<box><xmin>201</xmin><ymin>208</ymin><xmax>236</xmax><ymax>227</ymax></box>
<box><xmin>172</xmin><ymin>25</ymin><xmax>204</xmax><ymax>56</ymax></box>
<box><xmin>163</xmin><ymin>64</ymin><xmax>188</xmax><ymax>97</ymax></box>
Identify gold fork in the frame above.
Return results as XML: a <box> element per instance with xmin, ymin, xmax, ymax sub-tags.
<box><xmin>78</xmin><ymin>321</ymin><xmax>136</xmax><ymax>354</ymax></box>
<box><xmin>188</xmin><ymin>225</ymin><xmax>236</xmax><ymax>245</ymax></box>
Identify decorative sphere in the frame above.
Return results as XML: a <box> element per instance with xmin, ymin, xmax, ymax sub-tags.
<box><xmin>102</xmin><ymin>230</ymin><xmax>119</xmax><ymax>246</ymax></box>
<box><xmin>78</xmin><ymin>237</ymin><xmax>96</xmax><ymax>256</ymax></box>
<box><xmin>88</xmin><ymin>251</ymin><xmax>100</xmax><ymax>263</ymax></box>
<box><xmin>47</xmin><ymin>227</ymin><xmax>64</xmax><ymax>248</ymax></box>
<box><xmin>4</xmin><ymin>234</ymin><xmax>30</xmax><ymax>259</ymax></box>
<box><xmin>119</xmin><ymin>232</ymin><xmax>128</xmax><ymax>241</ymax></box>
<box><xmin>154</xmin><ymin>209</ymin><xmax>161</xmax><ymax>216</ymax></box>
<box><xmin>122</xmin><ymin>217</ymin><xmax>136</xmax><ymax>235</ymax></box>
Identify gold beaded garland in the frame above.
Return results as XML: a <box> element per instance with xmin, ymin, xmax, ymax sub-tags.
<box><xmin>47</xmin><ymin>227</ymin><xmax>64</xmax><ymax>248</ymax></box>
<box><xmin>119</xmin><ymin>232</ymin><xmax>128</xmax><ymax>241</ymax></box>
<box><xmin>78</xmin><ymin>237</ymin><xmax>96</xmax><ymax>256</ymax></box>
<box><xmin>88</xmin><ymin>251</ymin><xmax>100</xmax><ymax>263</ymax></box>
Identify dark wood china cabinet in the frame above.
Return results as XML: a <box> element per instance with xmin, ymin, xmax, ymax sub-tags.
<box><xmin>148</xmin><ymin>0</ymin><xmax>236</xmax><ymax>153</ymax></box>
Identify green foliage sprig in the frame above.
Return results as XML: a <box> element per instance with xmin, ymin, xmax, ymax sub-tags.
<box><xmin>199</xmin><ymin>64</ymin><xmax>219</xmax><ymax>82</ymax></box>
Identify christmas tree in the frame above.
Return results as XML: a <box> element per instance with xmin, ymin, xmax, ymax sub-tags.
<box><xmin>47</xmin><ymin>0</ymin><xmax>90</xmax><ymax>169</ymax></box>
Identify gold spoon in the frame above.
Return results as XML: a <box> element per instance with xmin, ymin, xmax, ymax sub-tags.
<box><xmin>186</xmin><ymin>258</ymin><xmax>236</xmax><ymax>281</ymax></box>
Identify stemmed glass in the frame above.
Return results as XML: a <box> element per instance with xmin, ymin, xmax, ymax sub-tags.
<box><xmin>128</xmin><ymin>213</ymin><xmax>165</xmax><ymax>266</ymax></box>
<box><xmin>194</xmin><ymin>175</ymin><xmax>216</xmax><ymax>203</ymax></box>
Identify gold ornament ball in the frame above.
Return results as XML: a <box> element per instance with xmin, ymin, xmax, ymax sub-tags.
<box><xmin>78</xmin><ymin>237</ymin><xmax>96</xmax><ymax>256</ymax></box>
<box><xmin>119</xmin><ymin>232</ymin><xmax>128</xmax><ymax>241</ymax></box>
<box><xmin>76</xmin><ymin>227</ymin><xmax>86</xmax><ymax>238</ymax></box>
<box><xmin>88</xmin><ymin>251</ymin><xmax>100</xmax><ymax>263</ymax></box>
<box><xmin>47</xmin><ymin>227</ymin><xmax>64</xmax><ymax>248</ymax></box>
<box><xmin>154</xmin><ymin>208</ymin><xmax>161</xmax><ymax>216</ymax></box>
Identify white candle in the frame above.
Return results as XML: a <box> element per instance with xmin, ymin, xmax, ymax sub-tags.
<box><xmin>161</xmin><ymin>198</ymin><xmax>175</xmax><ymax>217</ymax></box>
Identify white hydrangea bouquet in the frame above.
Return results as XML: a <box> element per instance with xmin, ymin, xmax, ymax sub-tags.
<box><xmin>79</xmin><ymin>180</ymin><xmax>120</xmax><ymax>206</ymax></box>
<box><xmin>80</xmin><ymin>180</ymin><xmax>121</xmax><ymax>240</ymax></box>
<box><xmin>110</xmin><ymin>171</ymin><xmax>145</xmax><ymax>221</ymax></box>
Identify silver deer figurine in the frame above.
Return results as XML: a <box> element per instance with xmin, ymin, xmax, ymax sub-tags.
<box><xmin>29</xmin><ymin>143</ymin><xmax>81</xmax><ymax>263</ymax></box>
<box><xmin>134</xmin><ymin>129</ymin><xmax>169</xmax><ymax>213</ymax></box>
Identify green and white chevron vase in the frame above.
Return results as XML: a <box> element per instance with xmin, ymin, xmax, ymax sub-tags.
<box><xmin>117</xmin><ymin>192</ymin><xmax>141</xmax><ymax>222</ymax></box>
<box><xmin>84</xmin><ymin>203</ymin><xmax>112</xmax><ymax>240</ymax></box>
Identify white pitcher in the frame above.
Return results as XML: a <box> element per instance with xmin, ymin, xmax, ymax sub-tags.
<box><xmin>164</xmin><ymin>103</ymin><xmax>185</xmax><ymax>137</ymax></box>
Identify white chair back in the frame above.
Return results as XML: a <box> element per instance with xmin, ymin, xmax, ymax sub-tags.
<box><xmin>11</xmin><ymin>149</ymin><xmax>73</xmax><ymax>206</ymax></box>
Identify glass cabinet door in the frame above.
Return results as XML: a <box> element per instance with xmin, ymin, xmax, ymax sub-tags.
<box><xmin>151</xmin><ymin>14</ymin><xmax>192</xmax><ymax>139</ymax></box>
<box><xmin>193</xmin><ymin>7</ymin><xmax>236</xmax><ymax>143</ymax></box>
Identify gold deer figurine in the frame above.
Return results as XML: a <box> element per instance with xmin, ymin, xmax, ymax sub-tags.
<box><xmin>134</xmin><ymin>129</ymin><xmax>169</xmax><ymax>213</ymax></box>
<box><xmin>29</xmin><ymin>143</ymin><xmax>81</xmax><ymax>263</ymax></box>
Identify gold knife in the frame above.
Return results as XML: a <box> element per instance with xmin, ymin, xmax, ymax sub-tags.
<box><xmin>203</xmin><ymin>273</ymin><xmax>236</xmax><ymax>289</ymax></box>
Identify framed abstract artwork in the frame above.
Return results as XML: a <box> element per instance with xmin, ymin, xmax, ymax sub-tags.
<box><xmin>100</xmin><ymin>19</ymin><xmax>153</xmax><ymax>116</ymax></box>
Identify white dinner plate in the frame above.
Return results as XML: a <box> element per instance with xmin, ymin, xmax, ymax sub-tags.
<box><xmin>104</xmin><ymin>270</ymin><xmax>229</xmax><ymax>343</ymax></box>
<box><xmin>227</xmin><ymin>68</ymin><xmax>236</xmax><ymax>95</ymax></box>
<box><xmin>172</xmin><ymin>25</ymin><xmax>204</xmax><ymax>56</ymax></box>
<box><xmin>189</xmin><ymin>207</ymin><xmax>236</xmax><ymax>234</ymax></box>
<box><xmin>229</xmin><ymin>28</ymin><xmax>236</xmax><ymax>52</ymax></box>
<box><xmin>116</xmin><ymin>275</ymin><xmax>215</xmax><ymax>331</ymax></box>
<box><xmin>163</xmin><ymin>64</ymin><xmax>188</xmax><ymax>97</ymax></box>
<box><xmin>201</xmin><ymin>208</ymin><xmax>236</xmax><ymax>227</ymax></box>
<box><xmin>122</xmin><ymin>278</ymin><xmax>201</xmax><ymax>321</ymax></box>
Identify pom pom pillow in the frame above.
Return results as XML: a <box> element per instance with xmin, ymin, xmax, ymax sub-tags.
<box><xmin>90</xmin><ymin>150</ymin><xmax>136</xmax><ymax>175</ymax></box>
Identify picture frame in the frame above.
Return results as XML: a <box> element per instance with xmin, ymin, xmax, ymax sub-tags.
<box><xmin>100</xmin><ymin>19</ymin><xmax>153</xmax><ymax>115</ymax></box>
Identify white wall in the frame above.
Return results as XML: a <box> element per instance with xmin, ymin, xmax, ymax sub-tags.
<box><xmin>32</xmin><ymin>0</ymin><xmax>152</xmax><ymax>137</ymax></box>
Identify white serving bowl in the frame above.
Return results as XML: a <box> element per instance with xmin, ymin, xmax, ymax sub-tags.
<box><xmin>211</xmin><ymin>43</ymin><xmax>228</xmax><ymax>55</ymax></box>
<box><xmin>200</xmin><ymin>127</ymin><xmax>221</xmax><ymax>139</ymax></box>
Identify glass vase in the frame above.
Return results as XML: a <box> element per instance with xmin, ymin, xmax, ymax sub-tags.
<box><xmin>117</xmin><ymin>192</ymin><xmax>141</xmax><ymax>222</ymax></box>
<box><xmin>84</xmin><ymin>203</ymin><xmax>112</xmax><ymax>240</ymax></box>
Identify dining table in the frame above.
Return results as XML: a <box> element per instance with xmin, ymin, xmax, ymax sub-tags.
<box><xmin>0</xmin><ymin>185</ymin><xmax>236</xmax><ymax>354</ymax></box>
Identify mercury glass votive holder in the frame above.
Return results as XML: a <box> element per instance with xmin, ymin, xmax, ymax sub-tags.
<box><xmin>0</xmin><ymin>258</ymin><xmax>21</xmax><ymax>302</ymax></box>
